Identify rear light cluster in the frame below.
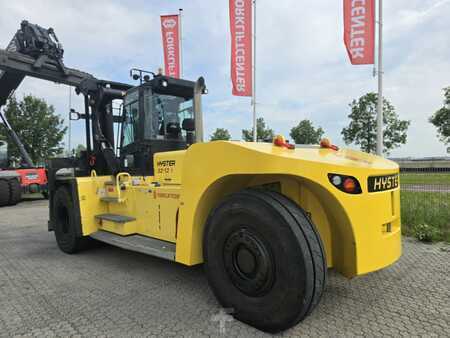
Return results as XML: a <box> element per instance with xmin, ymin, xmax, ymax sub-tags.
<box><xmin>328</xmin><ymin>174</ymin><xmax>362</xmax><ymax>194</ymax></box>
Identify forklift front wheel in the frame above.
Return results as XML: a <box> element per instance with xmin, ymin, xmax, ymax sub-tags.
<box><xmin>8</xmin><ymin>179</ymin><xmax>22</xmax><ymax>205</ymax></box>
<box><xmin>0</xmin><ymin>179</ymin><xmax>10</xmax><ymax>206</ymax></box>
<box><xmin>53</xmin><ymin>186</ymin><xmax>87</xmax><ymax>254</ymax></box>
<box><xmin>203</xmin><ymin>189</ymin><xmax>326</xmax><ymax>333</ymax></box>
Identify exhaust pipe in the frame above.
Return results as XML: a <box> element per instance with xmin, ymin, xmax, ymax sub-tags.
<box><xmin>193</xmin><ymin>77</ymin><xmax>206</xmax><ymax>143</ymax></box>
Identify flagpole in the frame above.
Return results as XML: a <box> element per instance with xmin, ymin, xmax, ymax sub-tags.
<box><xmin>68</xmin><ymin>87</ymin><xmax>72</xmax><ymax>156</ymax></box>
<box><xmin>178</xmin><ymin>8</ymin><xmax>183</xmax><ymax>78</ymax></box>
<box><xmin>376</xmin><ymin>0</ymin><xmax>383</xmax><ymax>155</ymax></box>
<box><xmin>252</xmin><ymin>0</ymin><xmax>257</xmax><ymax>142</ymax></box>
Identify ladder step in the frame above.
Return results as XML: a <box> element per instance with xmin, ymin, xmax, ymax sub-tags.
<box><xmin>95</xmin><ymin>213</ymin><xmax>136</xmax><ymax>223</ymax></box>
<box><xmin>100</xmin><ymin>196</ymin><xmax>120</xmax><ymax>203</ymax></box>
<box><xmin>90</xmin><ymin>231</ymin><xmax>176</xmax><ymax>261</ymax></box>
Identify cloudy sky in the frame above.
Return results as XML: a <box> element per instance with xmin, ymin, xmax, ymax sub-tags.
<box><xmin>1</xmin><ymin>0</ymin><xmax>449</xmax><ymax>157</ymax></box>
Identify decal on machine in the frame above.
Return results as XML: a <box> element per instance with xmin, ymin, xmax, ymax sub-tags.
<box><xmin>157</xmin><ymin>192</ymin><xmax>180</xmax><ymax>199</ymax></box>
<box><xmin>368</xmin><ymin>174</ymin><xmax>399</xmax><ymax>192</ymax></box>
<box><xmin>157</xmin><ymin>160</ymin><xmax>176</xmax><ymax>174</ymax></box>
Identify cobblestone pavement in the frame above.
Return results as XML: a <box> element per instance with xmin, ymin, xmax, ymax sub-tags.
<box><xmin>0</xmin><ymin>200</ymin><xmax>449</xmax><ymax>337</ymax></box>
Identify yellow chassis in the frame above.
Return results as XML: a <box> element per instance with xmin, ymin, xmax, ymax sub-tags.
<box><xmin>76</xmin><ymin>141</ymin><xmax>401</xmax><ymax>278</ymax></box>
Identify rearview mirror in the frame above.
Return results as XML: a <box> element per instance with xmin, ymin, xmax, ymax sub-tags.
<box><xmin>182</xmin><ymin>118</ymin><xmax>195</xmax><ymax>132</ymax></box>
<box><xmin>69</xmin><ymin>108</ymin><xmax>80</xmax><ymax>121</ymax></box>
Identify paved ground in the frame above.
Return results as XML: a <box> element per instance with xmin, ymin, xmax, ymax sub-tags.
<box><xmin>0</xmin><ymin>200</ymin><xmax>449</xmax><ymax>337</ymax></box>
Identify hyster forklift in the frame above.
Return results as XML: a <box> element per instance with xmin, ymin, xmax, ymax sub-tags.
<box><xmin>1</xmin><ymin>21</ymin><xmax>401</xmax><ymax>333</ymax></box>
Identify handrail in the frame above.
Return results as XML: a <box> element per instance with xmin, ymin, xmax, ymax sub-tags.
<box><xmin>116</xmin><ymin>172</ymin><xmax>131</xmax><ymax>202</ymax></box>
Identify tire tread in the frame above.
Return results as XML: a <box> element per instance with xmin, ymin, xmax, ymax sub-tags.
<box><xmin>265</xmin><ymin>191</ymin><xmax>327</xmax><ymax>315</ymax></box>
<box><xmin>53</xmin><ymin>186</ymin><xmax>87</xmax><ymax>253</ymax></box>
<box><xmin>0</xmin><ymin>179</ymin><xmax>10</xmax><ymax>206</ymax></box>
<box><xmin>8</xmin><ymin>179</ymin><xmax>22</xmax><ymax>205</ymax></box>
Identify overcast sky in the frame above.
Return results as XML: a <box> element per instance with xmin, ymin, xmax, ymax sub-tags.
<box><xmin>1</xmin><ymin>0</ymin><xmax>449</xmax><ymax>157</ymax></box>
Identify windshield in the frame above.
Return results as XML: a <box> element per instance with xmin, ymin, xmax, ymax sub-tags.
<box><xmin>122</xmin><ymin>88</ymin><xmax>194</xmax><ymax>147</ymax></box>
<box><xmin>144</xmin><ymin>92</ymin><xmax>193</xmax><ymax>140</ymax></box>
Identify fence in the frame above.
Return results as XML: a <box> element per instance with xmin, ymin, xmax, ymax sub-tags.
<box><xmin>397</xmin><ymin>159</ymin><xmax>450</xmax><ymax>242</ymax></box>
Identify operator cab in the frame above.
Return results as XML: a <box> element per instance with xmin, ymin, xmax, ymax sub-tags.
<box><xmin>120</xmin><ymin>72</ymin><xmax>199</xmax><ymax>176</ymax></box>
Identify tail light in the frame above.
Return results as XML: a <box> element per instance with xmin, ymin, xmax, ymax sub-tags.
<box><xmin>328</xmin><ymin>174</ymin><xmax>362</xmax><ymax>194</ymax></box>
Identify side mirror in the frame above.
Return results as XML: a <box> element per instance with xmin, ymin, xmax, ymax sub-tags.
<box><xmin>69</xmin><ymin>108</ymin><xmax>80</xmax><ymax>121</ymax></box>
<box><xmin>166</xmin><ymin>122</ymin><xmax>181</xmax><ymax>134</ymax></box>
<box><xmin>182</xmin><ymin>118</ymin><xmax>195</xmax><ymax>132</ymax></box>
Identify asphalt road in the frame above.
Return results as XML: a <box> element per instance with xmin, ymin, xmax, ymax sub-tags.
<box><xmin>0</xmin><ymin>199</ymin><xmax>449</xmax><ymax>337</ymax></box>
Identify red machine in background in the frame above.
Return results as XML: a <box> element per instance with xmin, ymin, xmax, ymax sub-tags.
<box><xmin>14</xmin><ymin>168</ymin><xmax>48</xmax><ymax>196</ymax></box>
<box><xmin>0</xmin><ymin>114</ymin><xmax>48</xmax><ymax>207</ymax></box>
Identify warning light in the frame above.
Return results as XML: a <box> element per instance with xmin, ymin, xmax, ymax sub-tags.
<box><xmin>273</xmin><ymin>135</ymin><xmax>295</xmax><ymax>149</ymax></box>
<box><xmin>320</xmin><ymin>138</ymin><xmax>339</xmax><ymax>151</ymax></box>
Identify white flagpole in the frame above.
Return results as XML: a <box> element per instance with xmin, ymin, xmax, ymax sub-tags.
<box><xmin>252</xmin><ymin>0</ymin><xmax>257</xmax><ymax>142</ymax></box>
<box><xmin>376</xmin><ymin>0</ymin><xmax>383</xmax><ymax>155</ymax></box>
<box><xmin>68</xmin><ymin>87</ymin><xmax>72</xmax><ymax>155</ymax></box>
<box><xmin>179</xmin><ymin>8</ymin><xmax>183</xmax><ymax>78</ymax></box>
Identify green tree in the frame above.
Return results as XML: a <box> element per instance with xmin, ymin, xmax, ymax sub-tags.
<box><xmin>210</xmin><ymin>128</ymin><xmax>231</xmax><ymax>141</ymax></box>
<box><xmin>429</xmin><ymin>87</ymin><xmax>450</xmax><ymax>145</ymax></box>
<box><xmin>290</xmin><ymin>119</ymin><xmax>324</xmax><ymax>144</ymax></box>
<box><xmin>242</xmin><ymin>117</ymin><xmax>275</xmax><ymax>142</ymax></box>
<box><xmin>341</xmin><ymin>93</ymin><xmax>410</xmax><ymax>154</ymax></box>
<box><xmin>0</xmin><ymin>95</ymin><xmax>67</xmax><ymax>164</ymax></box>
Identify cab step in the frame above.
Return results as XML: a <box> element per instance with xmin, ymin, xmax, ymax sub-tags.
<box><xmin>95</xmin><ymin>213</ymin><xmax>136</xmax><ymax>223</ymax></box>
<box><xmin>100</xmin><ymin>196</ymin><xmax>120</xmax><ymax>203</ymax></box>
<box><xmin>89</xmin><ymin>230</ymin><xmax>176</xmax><ymax>261</ymax></box>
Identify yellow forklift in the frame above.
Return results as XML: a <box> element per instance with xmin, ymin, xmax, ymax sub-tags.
<box><xmin>4</xmin><ymin>21</ymin><xmax>401</xmax><ymax>333</ymax></box>
<box><xmin>50</xmin><ymin>72</ymin><xmax>401</xmax><ymax>332</ymax></box>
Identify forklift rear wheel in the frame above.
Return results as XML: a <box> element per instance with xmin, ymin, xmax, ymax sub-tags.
<box><xmin>8</xmin><ymin>179</ymin><xmax>22</xmax><ymax>205</ymax></box>
<box><xmin>203</xmin><ymin>189</ymin><xmax>326</xmax><ymax>333</ymax></box>
<box><xmin>53</xmin><ymin>186</ymin><xmax>87</xmax><ymax>254</ymax></box>
<box><xmin>0</xmin><ymin>179</ymin><xmax>10</xmax><ymax>206</ymax></box>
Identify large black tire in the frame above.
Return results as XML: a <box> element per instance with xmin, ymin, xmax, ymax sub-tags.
<box><xmin>8</xmin><ymin>179</ymin><xmax>22</xmax><ymax>205</ymax></box>
<box><xmin>53</xmin><ymin>186</ymin><xmax>88</xmax><ymax>254</ymax></box>
<box><xmin>0</xmin><ymin>179</ymin><xmax>10</xmax><ymax>207</ymax></box>
<box><xmin>203</xmin><ymin>189</ymin><xmax>327</xmax><ymax>333</ymax></box>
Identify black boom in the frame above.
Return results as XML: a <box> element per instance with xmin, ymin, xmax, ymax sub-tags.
<box><xmin>0</xmin><ymin>20</ymin><xmax>131</xmax><ymax>176</ymax></box>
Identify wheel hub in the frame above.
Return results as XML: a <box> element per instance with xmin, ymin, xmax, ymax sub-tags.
<box><xmin>236</xmin><ymin>246</ymin><xmax>256</xmax><ymax>275</ymax></box>
<box><xmin>223</xmin><ymin>228</ymin><xmax>275</xmax><ymax>297</ymax></box>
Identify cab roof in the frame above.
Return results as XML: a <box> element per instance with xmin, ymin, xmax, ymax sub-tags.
<box><xmin>138</xmin><ymin>75</ymin><xmax>196</xmax><ymax>99</ymax></box>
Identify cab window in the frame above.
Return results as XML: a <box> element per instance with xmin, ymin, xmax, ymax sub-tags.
<box><xmin>144</xmin><ymin>93</ymin><xmax>193</xmax><ymax>140</ymax></box>
<box><xmin>122</xmin><ymin>90</ymin><xmax>139</xmax><ymax>147</ymax></box>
